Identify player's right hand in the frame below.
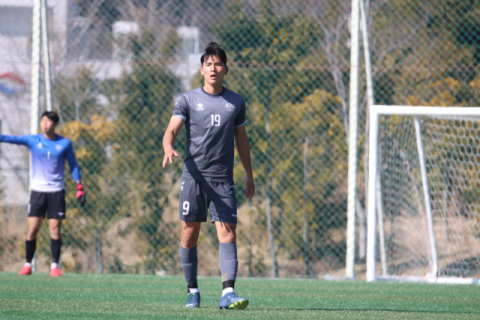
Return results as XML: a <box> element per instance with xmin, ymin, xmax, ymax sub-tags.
<box><xmin>163</xmin><ymin>149</ymin><xmax>179</xmax><ymax>167</ymax></box>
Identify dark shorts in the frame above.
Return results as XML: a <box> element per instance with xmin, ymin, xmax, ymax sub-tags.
<box><xmin>28</xmin><ymin>190</ymin><xmax>66</xmax><ymax>220</ymax></box>
<box><xmin>179</xmin><ymin>174</ymin><xmax>237</xmax><ymax>224</ymax></box>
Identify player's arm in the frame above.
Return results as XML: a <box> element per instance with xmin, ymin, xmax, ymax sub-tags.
<box><xmin>162</xmin><ymin>116</ymin><xmax>185</xmax><ymax>167</ymax></box>
<box><xmin>66</xmin><ymin>141</ymin><xmax>85</xmax><ymax>207</ymax></box>
<box><xmin>0</xmin><ymin>134</ymin><xmax>33</xmax><ymax>147</ymax></box>
<box><xmin>234</xmin><ymin>125</ymin><xmax>255</xmax><ymax>199</ymax></box>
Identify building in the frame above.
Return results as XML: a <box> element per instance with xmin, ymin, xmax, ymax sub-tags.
<box><xmin>0</xmin><ymin>0</ymin><xmax>201</xmax><ymax>205</ymax></box>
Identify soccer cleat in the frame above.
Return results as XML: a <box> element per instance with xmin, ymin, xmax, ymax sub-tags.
<box><xmin>18</xmin><ymin>265</ymin><xmax>32</xmax><ymax>276</ymax></box>
<box><xmin>218</xmin><ymin>292</ymin><xmax>249</xmax><ymax>309</ymax></box>
<box><xmin>185</xmin><ymin>292</ymin><xmax>200</xmax><ymax>308</ymax></box>
<box><xmin>50</xmin><ymin>267</ymin><xmax>63</xmax><ymax>277</ymax></box>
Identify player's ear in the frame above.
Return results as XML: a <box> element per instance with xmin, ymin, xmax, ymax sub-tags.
<box><xmin>200</xmin><ymin>65</ymin><xmax>205</xmax><ymax>76</ymax></box>
<box><xmin>224</xmin><ymin>65</ymin><xmax>229</xmax><ymax>75</ymax></box>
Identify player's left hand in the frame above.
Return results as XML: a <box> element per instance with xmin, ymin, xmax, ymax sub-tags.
<box><xmin>76</xmin><ymin>183</ymin><xmax>86</xmax><ymax>207</ymax></box>
<box><xmin>244</xmin><ymin>175</ymin><xmax>255</xmax><ymax>199</ymax></box>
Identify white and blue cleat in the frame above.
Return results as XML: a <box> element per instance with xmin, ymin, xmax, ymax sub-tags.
<box><xmin>185</xmin><ymin>292</ymin><xmax>200</xmax><ymax>308</ymax></box>
<box><xmin>218</xmin><ymin>292</ymin><xmax>249</xmax><ymax>309</ymax></box>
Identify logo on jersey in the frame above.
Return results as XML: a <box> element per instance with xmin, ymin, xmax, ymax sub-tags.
<box><xmin>55</xmin><ymin>145</ymin><xmax>62</xmax><ymax>151</ymax></box>
<box><xmin>37</xmin><ymin>142</ymin><xmax>43</xmax><ymax>149</ymax></box>
<box><xmin>225</xmin><ymin>102</ymin><xmax>235</xmax><ymax>111</ymax></box>
<box><xmin>181</xmin><ymin>180</ymin><xmax>185</xmax><ymax>191</ymax></box>
<box><xmin>196</xmin><ymin>103</ymin><xmax>204</xmax><ymax>110</ymax></box>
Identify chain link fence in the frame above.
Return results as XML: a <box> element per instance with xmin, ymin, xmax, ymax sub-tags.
<box><xmin>0</xmin><ymin>0</ymin><xmax>479</xmax><ymax>279</ymax></box>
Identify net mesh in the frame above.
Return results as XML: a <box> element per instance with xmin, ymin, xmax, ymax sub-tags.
<box><xmin>378</xmin><ymin>114</ymin><xmax>480</xmax><ymax>278</ymax></box>
<box><xmin>0</xmin><ymin>0</ymin><xmax>479</xmax><ymax>279</ymax></box>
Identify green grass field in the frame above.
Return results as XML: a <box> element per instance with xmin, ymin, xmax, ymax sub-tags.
<box><xmin>0</xmin><ymin>272</ymin><xmax>479</xmax><ymax>319</ymax></box>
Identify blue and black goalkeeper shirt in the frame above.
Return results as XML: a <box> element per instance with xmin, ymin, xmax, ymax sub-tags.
<box><xmin>0</xmin><ymin>134</ymin><xmax>81</xmax><ymax>192</ymax></box>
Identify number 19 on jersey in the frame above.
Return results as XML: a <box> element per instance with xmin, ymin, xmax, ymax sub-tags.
<box><xmin>211</xmin><ymin>114</ymin><xmax>221</xmax><ymax>126</ymax></box>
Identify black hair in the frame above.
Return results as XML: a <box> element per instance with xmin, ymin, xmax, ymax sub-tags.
<box><xmin>41</xmin><ymin>111</ymin><xmax>60</xmax><ymax>123</ymax></box>
<box><xmin>200</xmin><ymin>42</ymin><xmax>227</xmax><ymax>66</ymax></box>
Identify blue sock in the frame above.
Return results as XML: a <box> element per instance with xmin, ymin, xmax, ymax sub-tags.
<box><xmin>180</xmin><ymin>246</ymin><xmax>198</xmax><ymax>291</ymax></box>
<box><xmin>219</xmin><ymin>242</ymin><xmax>238</xmax><ymax>290</ymax></box>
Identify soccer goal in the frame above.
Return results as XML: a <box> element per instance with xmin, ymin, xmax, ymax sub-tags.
<box><xmin>366</xmin><ymin>105</ymin><xmax>480</xmax><ymax>284</ymax></box>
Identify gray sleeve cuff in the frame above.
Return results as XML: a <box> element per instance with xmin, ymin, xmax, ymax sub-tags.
<box><xmin>173</xmin><ymin>114</ymin><xmax>187</xmax><ymax>121</ymax></box>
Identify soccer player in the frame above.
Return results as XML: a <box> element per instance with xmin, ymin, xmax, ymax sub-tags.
<box><xmin>163</xmin><ymin>42</ymin><xmax>255</xmax><ymax>309</ymax></box>
<box><xmin>0</xmin><ymin>111</ymin><xmax>85</xmax><ymax>277</ymax></box>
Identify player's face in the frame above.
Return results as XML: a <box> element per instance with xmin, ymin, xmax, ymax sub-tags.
<box><xmin>40</xmin><ymin>116</ymin><xmax>57</xmax><ymax>134</ymax></box>
<box><xmin>200</xmin><ymin>55</ymin><xmax>228</xmax><ymax>86</ymax></box>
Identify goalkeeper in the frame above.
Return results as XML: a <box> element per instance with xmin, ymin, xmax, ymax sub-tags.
<box><xmin>0</xmin><ymin>111</ymin><xmax>85</xmax><ymax>277</ymax></box>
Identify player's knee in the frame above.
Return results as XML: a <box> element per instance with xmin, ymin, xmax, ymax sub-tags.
<box><xmin>219</xmin><ymin>233</ymin><xmax>236</xmax><ymax>243</ymax></box>
<box><xmin>49</xmin><ymin>227</ymin><xmax>61</xmax><ymax>237</ymax></box>
<box><xmin>26</xmin><ymin>228</ymin><xmax>40</xmax><ymax>239</ymax></box>
<box><xmin>181</xmin><ymin>237</ymin><xmax>198</xmax><ymax>248</ymax></box>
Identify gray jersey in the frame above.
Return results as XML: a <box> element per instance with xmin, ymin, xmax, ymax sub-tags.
<box><xmin>173</xmin><ymin>86</ymin><xmax>246</xmax><ymax>182</ymax></box>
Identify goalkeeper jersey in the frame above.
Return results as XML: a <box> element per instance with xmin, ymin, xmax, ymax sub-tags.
<box><xmin>0</xmin><ymin>134</ymin><xmax>81</xmax><ymax>192</ymax></box>
<box><xmin>172</xmin><ymin>86</ymin><xmax>246</xmax><ymax>182</ymax></box>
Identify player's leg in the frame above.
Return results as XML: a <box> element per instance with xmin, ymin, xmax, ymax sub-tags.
<box><xmin>19</xmin><ymin>191</ymin><xmax>47</xmax><ymax>275</ymax></box>
<box><xmin>216</xmin><ymin>221</ymin><xmax>238</xmax><ymax>290</ymax></box>
<box><xmin>48</xmin><ymin>219</ymin><xmax>63</xmax><ymax>277</ymax></box>
<box><xmin>47</xmin><ymin>190</ymin><xmax>66</xmax><ymax>277</ymax></box>
<box><xmin>181</xmin><ymin>220</ymin><xmax>201</xmax><ymax>289</ymax></box>
<box><xmin>179</xmin><ymin>175</ymin><xmax>207</xmax><ymax>308</ymax></box>
<box><xmin>208</xmin><ymin>181</ymin><xmax>248</xmax><ymax>310</ymax></box>
<box><xmin>215</xmin><ymin>222</ymin><xmax>248</xmax><ymax>309</ymax></box>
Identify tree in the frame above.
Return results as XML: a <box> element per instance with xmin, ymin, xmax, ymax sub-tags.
<box><xmin>216</xmin><ymin>0</ymin><xmax>324</xmax><ymax>277</ymax></box>
<box><xmin>54</xmin><ymin>68</ymin><xmax>102</xmax><ymax>123</ymax></box>
<box><xmin>109</xmin><ymin>30</ymin><xmax>182</xmax><ymax>274</ymax></box>
<box><xmin>58</xmin><ymin>116</ymin><xmax>120</xmax><ymax>273</ymax></box>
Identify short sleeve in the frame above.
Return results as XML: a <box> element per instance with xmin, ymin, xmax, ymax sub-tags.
<box><xmin>172</xmin><ymin>95</ymin><xmax>188</xmax><ymax>121</ymax></box>
<box><xmin>234</xmin><ymin>100</ymin><xmax>246</xmax><ymax>127</ymax></box>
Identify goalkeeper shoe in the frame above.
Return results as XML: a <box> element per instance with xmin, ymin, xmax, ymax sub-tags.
<box><xmin>18</xmin><ymin>265</ymin><xmax>32</xmax><ymax>276</ymax></box>
<box><xmin>50</xmin><ymin>267</ymin><xmax>63</xmax><ymax>277</ymax></box>
<box><xmin>218</xmin><ymin>292</ymin><xmax>249</xmax><ymax>309</ymax></box>
<box><xmin>185</xmin><ymin>292</ymin><xmax>200</xmax><ymax>308</ymax></box>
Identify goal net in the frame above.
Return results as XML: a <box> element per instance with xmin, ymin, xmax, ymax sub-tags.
<box><xmin>367</xmin><ymin>105</ymin><xmax>480</xmax><ymax>284</ymax></box>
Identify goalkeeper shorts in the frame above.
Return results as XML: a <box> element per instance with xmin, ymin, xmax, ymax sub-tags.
<box><xmin>28</xmin><ymin>190</ymin><xmax>66</xmax><ymax>220</ymax></box>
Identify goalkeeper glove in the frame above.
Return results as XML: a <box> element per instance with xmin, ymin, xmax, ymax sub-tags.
<box><xmin>76</xmin><ymin>182</ymin><xmax>86</xmax><ymax>207</ymax></box>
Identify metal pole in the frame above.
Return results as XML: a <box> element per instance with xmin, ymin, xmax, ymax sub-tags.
<box><xmin>366</xmin><ymin>109</ymin><xmax>379</xmax><ymax>282</ymax></box>
<box><xmin>346</xmin><ymin>0</ymin><xmax>360</xmax><ymax>279</ymax></box>
<box><xmin>31</xmin><ymin>0</ymin><xmax>41</xmax><ymax>133</ymax></box>
<box><xmin>360</xmin><ymin>0</ymin><xmax>386</xmax><ymax>275</ymax></box>
<box><xmin>41</xmin><ymin>0</ymin><xmax>53</xmax><ymax>111</ymax></box>
<box><xmin>30</xmin><ymin>0</ymin><xmax>42</xmax><ymax>273</ymax></box>
<box><xmin>360</xmin><ymin>0</ymin><xmax>374</xmax><ymax>107</ymax></box>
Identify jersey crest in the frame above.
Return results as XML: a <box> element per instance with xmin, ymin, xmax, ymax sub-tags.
<box><xmin>225</xmin><ymin>102</ymin><xmax>235</xmax><ymax>111</ymax></box>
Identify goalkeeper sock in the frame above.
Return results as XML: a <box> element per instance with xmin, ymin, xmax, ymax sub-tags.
<box><xmin>219</xmin><ymin>242</ymin><xmax>237</xmax><ymax>296</ymax></box>
<box><xmin>180</xmin><ymin>245</ymin><xmax>198</xmax><ymax>292</ymax></box>
<box><xmin>25</xmin><ymin>239</ymin><xmax>36</xmax><ymax>263</ymax></box>
<box><xmin>51</xmin><ymin>238</ymin><xmax>62</xmax><ymax>264</ymax></box>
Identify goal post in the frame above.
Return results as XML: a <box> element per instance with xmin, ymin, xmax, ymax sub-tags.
<box><xmin>367</xmin><ymin>105</ymin><xmax>480</xmax><ymax>285</ymax></box>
